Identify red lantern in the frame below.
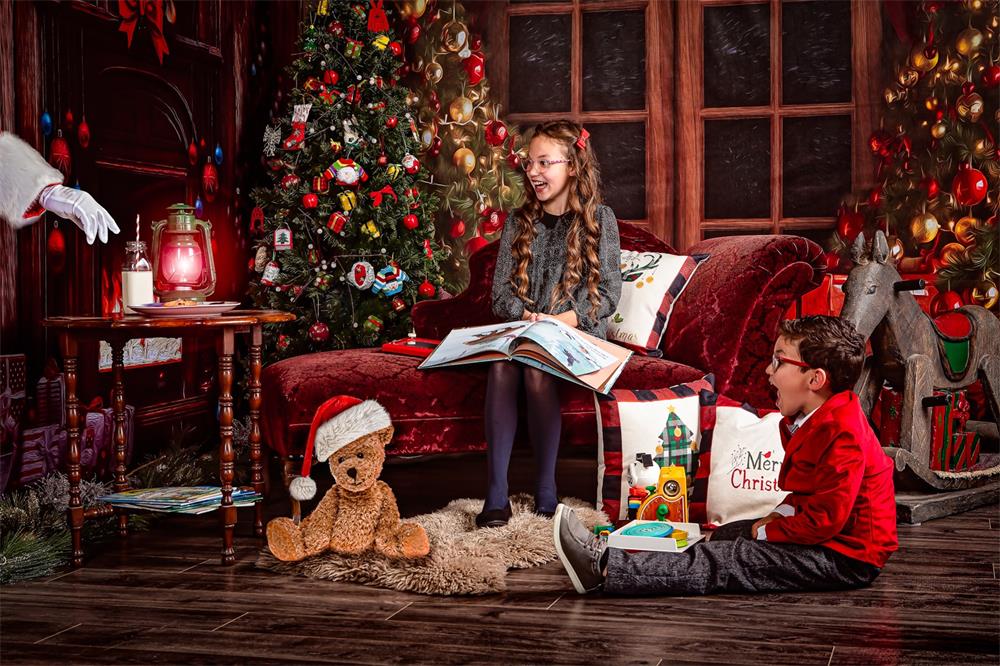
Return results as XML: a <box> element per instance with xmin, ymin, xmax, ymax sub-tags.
<box><xmin>835</xmin><ymin>204</ymin><xmax>864</xmax><ymax>243</ymax></box>
<box><xmin>402</xmin><ymin>213</ymin><xmax>419</xmax><ymax>230</ymax></box>
<box><xmin>77</xmin><ymin>115</ymin><xmax>91</xmax><ymax>149</ymax></box>
<box><xmin>449</xmin><ymin>218</ymin><xmax>466</xmax><ymax>238</ymax></box>
<box><xmin>952</xmin><ymin>163</ymin><xmax>987</xmax><ymax>207</ymax></box>
<box><xmin>418</xmin><ymin>279</ymin><xmax>435</xmax><ymax>298</ymax></box>
<box><xmin>202</xmin><ymin>159</ymin><xmax>218</xmax><ymax>202</ymax></box>
<box><xmin>485</xmin><ymin>120</ymin><xmax>508</xmax><ymax>147</ymax></box>
<box><xmin>464</xmin><ymin>52</ymin><xmax>485</xmax><ymax>85</ymax></box>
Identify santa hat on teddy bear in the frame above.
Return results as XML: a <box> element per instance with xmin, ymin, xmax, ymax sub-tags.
<box><xmin>289</xmin><ymin>395</ymin><xmax>392</xmax><ymax>502</ymax></box>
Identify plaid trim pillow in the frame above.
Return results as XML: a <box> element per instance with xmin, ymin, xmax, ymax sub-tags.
<box><xmin>606</xmin><ymin>252</ymin><xmax>707</xmax><ymax>355</ymax></box>
<box><xmin>595</xmin><ymin>375</ymin><xmax>715</xmax><ymax>522</ymax></box>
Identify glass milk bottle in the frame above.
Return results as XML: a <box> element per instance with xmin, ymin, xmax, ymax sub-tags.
<box><xmin>122</xmin><ymin>240</ymin><xmax>154</xmax><ymax>314</ymax></box>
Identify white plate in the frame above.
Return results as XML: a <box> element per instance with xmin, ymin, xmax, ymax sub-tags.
<box><xmin>129</xmin><ymin>301</ymin><xmax>241</xmax><ymax>318</ymax></box>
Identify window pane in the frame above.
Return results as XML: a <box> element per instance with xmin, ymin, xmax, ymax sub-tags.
<box><xmin>782</xmin><ymin>1</ymin><xmax>852</xmax><ymax>104</ymax></box>
<box><xmin>509</xmin><ymin>15</ymin><xmax>571</xmax><ymax>114</ymax></box>
<box><xmin>782</xmin><ymin>115</ymin><xmax>851</xmax><ymax>218</ymax></box>
<box><xmin>583</xmin><ymin>11</ymin><xmax>646</xmax><ymax>111</ymax></box>
<box><xmin>703</xmin><ymin>4</ymin><xmax>770</xmax><ymax>108</ymax></box>
<box><xmin>704</xmin><ymin>118</ymin><xmax>771</xmax><ymax>219</ymax></box>
<box><xmin>589</xmin><ymin>123</ymin><xmax>646</xmax><ymax>220</ymax></box>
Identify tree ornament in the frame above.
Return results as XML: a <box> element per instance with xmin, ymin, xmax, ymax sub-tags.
<box><xmin>404</xmin><ymin>20</ymin><xmax>421</xmax><ymax>44</ymax></box>
<box><xmin>325</xmin><ymin>157</ymin><xmax>364</xmax><ymax>186</ymax></box>
<box><xmin>302</xmin><ymin>193</ymin><xmax>319</xmax><ymax>208</ymax></box>
<box><xmin>425</xmin><ymin>61</ymin><xmax>444</xmax><ymax>84</ymax></box>
<box><xmin>956</xmin><ymin>28</ymin><xmax>984</xmax><ymax>55</ymax></box>
<box><xmin>953</xmin><ymin>216</ymin><xmax>978</xmax><ymax>244</ymax></box>
<box><xmin>274</xmin><ymin>227</ymin><xmax>293</xmax><ymax>251</ymax></box>
<box><xmin>956</xmin><ymin>92</ymin><xmax>984</xmax><ymax>122</ymax></box>
<box><xmin>194</xmin><ymin>196</ymin><xmax>204</xmax><ymax>218</ymax></box>
<box><xmin>350</xmin><ymin>261</ymin><xmax>375</xmax><ymax>289</ymax></box>
<box><xmin>930</xmin><ymin>120</ymin><xmax>947</xmax><ymax>139</ymax></box>
<box><xmin>939</xmin><ymin>242</ymin><xmax>966</xmax><ymax>265</ymax></box>
<box><xmin>448</xmin><ymin>96</ymin><xmax>473</xmax><ymax>123</ymax></box>
<box><xmin>49</xmin><ymin>130</ymin><xmax>72</xmax><ymax>177</ymax></box>
<box><xmin>464</xmin><ymin>52</ymin><xmax>485</xmax><ymax>85</ymax></box>
<box><xmin>327</xmin><ymin>20</ymin><xmax>343</xmax><ymax>36</ymax></box>
<box><xmin>254</xmin><ymin>245</ymin><xmax>269</xmax><ymax>272</ymax></box>
<box><xmin>339</xmin><ymin>191</ymin><xmax>358</xmax><ymax>212</ymax></box>
<box><xmin>952</xmin><ymin>163</ymin><xmax>987</xmax><ymax>206</ymax></box>
<box><xmin>983</xmin><ymin>64</ymin><xmax>1000</xmax><ymax>88</ymax></box>
<box><xmin>40</xmin><ymin>111</ymin><xmax>53</xmax><ymax>138</ymax></box>
<box><xmin>897</xmin><ymin>67</ymin><xmax>919</xmax><ymax>87</ymax></box>
<box><xmin>931</xmin><ymin>290</ymin><xmax>963</xmax><ymax>315</ymax></box>
<box><xmin>364</xmin><ymin>315</ymin><xmax>384</xmax><ymax>334</ymax></box>
<box><xmin>281</xmin><ymin>174</ymin><xmax>301</xmax><ymax>190</ymax></box>
<box><xmin>418</xmin><ymin>279</ymin><xmax>435</xmax><ymax>298</ymax></box>
<box><xmin>441</xmin><ymin>20</ymin><xmax>468</xmax><ymax>53</ymax></box>
<box><xmin>970</xmin><ymin>279</ymin><xmax>999</xmax><ymax>309</ymax></box>
<box><xmin>326</xmin><ymin>212</ymin><xmax>348</xmax><ymax>234</ymax></box>
<box><xmin>276</xmin><ymin>334</ymin><xmax>290</xmax><ymax>352</ymax></box>
<box><xmin>466</xmin><ymin>234</ymin><xmax>489</xmax><ymax>256</ymax></box>
<box><xmin>402</xmin><ymin>154</ymin><xmax>420</xmax><ymax>174</ymax></box>
<box><xmin>428</xmin><ymin>136</ymin><xmax>443</xmax><ymax>157</ymax></box>
<box><xmin>202</xmin><ymin>157</ymin><xmax>218</xmax><ymax>202</ymax></box>
<box><xmin>449</xmin><ymin>217</ymin><xmax>466</xmax><ymax>238</ymax></box>
<box><xmin>368</xmin><ymin>0</ymin><xmax>389</xmax><ymax>32</ymax></box>
<box><xmin>47</xmin><ymin>224</ymin><xmax>67</xmax><ymax>275</ymax></box>
<box><xmin>402</xmin><ymin>213</ymin><xmax>419</xmax><ymax>230</ymax></box>
<box><xmin>77</xmin><ymin>116</ymin><xmax>91</xmax><ymax>149</ymax></box>
<box><xmin>261</xmin><ymin>260</ymin><xmax>281</xmax><ymax>286</ymax></box>
<box><xmin>214</xmin><ymin>143</ymin><xmax>224</xmax><ymax>165</ymax></box>
<box><xmin>453</xmin><ymin>147</ymin><xmax>476</xmax><ymax>175</ymax></box>
<box><xmin>910</xmin><ymin>211</ymin><xmax>940</xmax><ymax>244</ymax></box>
<box><xmin>481</xmin><ymin>208</ymin><xmax>507</xmax><ymax>235</ymax></box>
<box><xmin>835</xmin><ymin>204</ymin><xmax>864</xmax><ymax>242</ymax></box>
<box><xmin>485</xmin><ymin>120</ymin><xmax>508</xmax><ymax>147</ymax></box>
<box><xmin>921</xmin><ymin>176</ymin><xmax>940</xmax><ymax>199</ymax></box>
<box><xmin>910</xmin><ymin>43</ymin><xmax>938</xmax><ymax>71</ymax></box>
<box><xmin>399</xmin><ymin>0</ymin><xmax>427</xmax><ymax>19</ymax></box>
<box><xmin>372</xmin><ymin>261</ymin><xmax>408</xmax><ymax>297</ymax></box>
<box><xmin>309</xmin><ymin>321</ymin><xmax>330</xmax><ymax>343</ymax></box>
<box><xmin>888</xmin><ymin>236</ymin><xmax>905</xmax><ymax>263</ymax></box>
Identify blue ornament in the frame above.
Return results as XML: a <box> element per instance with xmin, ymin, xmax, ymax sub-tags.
<box><xmin>194</xmin><ymin>197</ymin><xmax>204</xmax><ymax>217</ymax></box>
<box><xmin>73</xmin><ymin>180</ymin><xmax>82</xmax><ymax>190</ymax></box>
<box><xmin>250</xmin><ymin>63</ymin><xmax>257</xmax><ymax>76</ymax></box>
<box><xmin>214</xmin><ymin>143</ymin><xmax>224</xmax><ymax>165</ymax></box>
<box><xmin>40</xmin><ymin>111</ymin><xmax>53</xmax><ymax>137</ymax></box>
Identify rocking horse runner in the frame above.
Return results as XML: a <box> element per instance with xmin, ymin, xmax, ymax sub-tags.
<box><xmin>839</xmin><ymin>231</ymin><xmax>1000</xmax><ymax>491</ymax></box>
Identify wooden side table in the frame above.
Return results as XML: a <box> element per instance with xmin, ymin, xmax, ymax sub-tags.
<box><xmin>42</xmin><ymin>309</ymin><xmax>294</xmax><ymax>566</ymax></box>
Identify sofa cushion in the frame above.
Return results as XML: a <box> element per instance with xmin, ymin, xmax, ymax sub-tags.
<box><xmin>262</xmin><ymin>349</ymin><xmax>705</xmax><ymax>459</ymax></box>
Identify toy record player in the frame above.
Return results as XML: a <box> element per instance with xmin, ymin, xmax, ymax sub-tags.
<box><xmin>607</xmin><ymin>520</ymin><xmax>704</xmax><ymax>553</ymax></box>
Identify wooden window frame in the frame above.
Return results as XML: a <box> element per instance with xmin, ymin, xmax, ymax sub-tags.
<box><xmin>676</xmin><ymin>0</ymin><xmax>882</xmax><ymax>249</ymax></box>
<box><xmin>486</xmin><ymin>0</ymin><xmax>674</xmax><ymax>242</ymax></box>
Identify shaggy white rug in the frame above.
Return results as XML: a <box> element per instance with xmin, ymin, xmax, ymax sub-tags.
<box><xmin>256</xmin><ymin>494</ymin><xmax>608</xmax><ymax>595</ymax></box>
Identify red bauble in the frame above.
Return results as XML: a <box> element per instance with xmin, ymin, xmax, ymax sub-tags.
<box><xmin>377</xmin><ymin>153</ymin><xmax>388</xmax><ymax>166</ymax></box>
<box><xmin>386</xmin><ymin>116</ymin><xmax>398</xmax><ymax>128</ymax></box>
<box><xmin>418</xmin><ymin>279</ymin><xmax>436</xmax><ymax>298</ymax></box>
<box><xmin>389</xmin><ymin>41</ymin><xmax>403</xmax><ymax>57</ymax></box>
<box><xmin>920</xmin><ymin>176</ymin><xmax>940</xmax><ymax>199</ymax></box>
<box><xmin>867</xmin><ymin>186</ymin><xmax>882</xmax><ymax>208</ymax></box>
<box><xmin>466</xmin><ymin>235</ymin><xmax>489</xmax><ymax>255</ymax></box>
<box><xmin>187</xmin><ymin>139</ymin><xmax>198</xmax><ymax>165</ymax></box>
<box><xmin>49</xmin><ymin>131</ymin><xmax>71</xmax><ymax>177</ymax></box>
<box><xmin>952</xmin><ymin>163</ymin><xmax>988</xmax><ymax>207</ymax></box>
<box><xmin>77</xmin><ymin>116</ymin><xmax>91</xmax><ymax>149</ymax></box>
<box><xmin>405</xmin><ymin>21</ymin><xmax>421</xmax><ymax>44</ymax></box>
<box><xmin>402</xmin><ymin>213</ymin><xmax>419</xmax><ymax>230</ymax></box>
<box><xmin>983</xmin><ymin>65</ymin><xmax>1000</xmax><ymax>88</ymax></box>
<box><xmin>469</xmin><ymin>33</ymin><xmax>482</xmax><ymax>51</ymax></box>
<box><xmin>47</xmin><ymin>225</ymin><xmax>66</xmax><ymax>275</ymax></box>
<box><xmin>323</xmin><ymin>69</ymin><xmax>340</xmax><ymax>85</ymax></box>
<box><xmin>428</xmin><ymin>136</ymin><xmax>443</xmax><ymax>157</ymax></box>
<box><xmin>835</xmin><ymin>204</ymin><xmax>864</xmax><ymax>243</ymax></box>
<box><xmin>868</xmin><ymin>130</ymin><xmax>892</xmax><ymax>157</ymax></box>
<box><xmin>484</xmin><ymin>120</ymin><xmax>508</xmax><ymax>147</ymax></box>
<box><xmin>449</xmin><ymin>218</ymin><xmax>466</xmax><ymax>238</ymax></box>
<box><xmin>506</xmin><ymin>151</ymin><xmax>520</xmax><ymax>169</ymax></box>
<box><xmin>63</xmin><ymin>109</ymin><xmax>74</xmax><ymax>131</ymax></box>
<box><xmin>302</xmin><ymin>193</ymin><xmax>318</xmax><ymax>208</ymax></box>
<box><xmin>281</xmin><ymin>174</ymin><xmax>300</xmax><ymax>190</ymax></box>
<box><xmin>464</xmin><ymin>52</ymin><xmax>485</xmax><ymax>85</ymax></box>
<box><xmin>202</xmin><ymin>159</ymin><xmax>219</xmax><ymax>202</ymax></box>
<box><xmin>429</xmin><ymin>91</ymin><xmax>440</xmax><ymax>112</ymax></box>
<box><xmin>931</xmin><ymin>290</ymin><xmax>963</xmax><ymax>316</ymax></box>
<box><xmin>481</xmin><ymin>208</ymin><xmax>507</xmax><ymax>235</ymax></box>
<box><xmin>308</xmin><ymin>321</ymin><xmax>330</xmax><ymax>343</ymax></box>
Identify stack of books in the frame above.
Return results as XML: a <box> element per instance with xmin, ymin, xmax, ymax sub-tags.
<box><xmin>99</xmin><ymin>486</ymin><xmax>262</xmax><ymax>514</ymax></box>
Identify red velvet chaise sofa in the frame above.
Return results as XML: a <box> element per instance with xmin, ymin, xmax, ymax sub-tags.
<box><xmin>262</xmin><ymin>222</ymin><xmax>825</xmax><ymax>482</ymax></box>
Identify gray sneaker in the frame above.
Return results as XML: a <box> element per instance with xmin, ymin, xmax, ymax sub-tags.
<box><xmin>552</xmin><ymin>504</ymin><xmax>606</xmax><ymax>594</ymax></box>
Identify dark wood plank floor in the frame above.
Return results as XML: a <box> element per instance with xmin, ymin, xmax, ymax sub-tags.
<box><xmin>2</xmin><ymin>450</ymin><xmax>998</xmax><ymax>665</ymax></box>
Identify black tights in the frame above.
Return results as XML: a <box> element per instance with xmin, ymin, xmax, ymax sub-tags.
<box><xmin>484</xmin><ymin>362</ymin><xmax>562</xmax><ymax>512</ymax></box>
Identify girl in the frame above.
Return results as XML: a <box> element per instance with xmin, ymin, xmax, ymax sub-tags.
<box><xmin>477</xmin><ymin>120</ymin><xmax>622</xmax><ymax>528</ymax></box>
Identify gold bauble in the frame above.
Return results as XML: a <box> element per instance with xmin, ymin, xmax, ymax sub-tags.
<box><xmin>441</xmin><ymin>20</ymin><xmax>469</xmax><ymax>53</ymax></box>
<box><xmin>884</xmin><ymin>87</ymin><xmax>900</xmax><ymax>105</ymax></box>
<box><xmin>910</xmin><ymin>44</ymin><xmax>939</xmax><ymax>72</ymax></box>
<box><xmin>399</xmin><ymin>0</ymin><xmax>427</xmax><ymax>19</ymax></box>
<box><xmin>953</xmin><ymin>215</ymin><xmax>979</xmax><ymax>244</ymax></box>
<box><xmin>479</xmin><ymin>155</ymin><xmax>489</xmax><ymax>167</ymax></box>
<box><xmin>453</xmin><ymin>147</ymin><xmax>475</xmax><ymax>174</ymax></box>
<box><xmin>419</xmin><ymin>126</ymin><xmax>435</xmax><ymax>149</ymax></box>
<box><xmin>910</xmin><ymin>211</ymin><xmax>940</xmax><ymax>244</ymax></box>
<box><xmin>888</xmin><ymin>236</ymin><xmax>905</xmax><ymax>263</ymax></box>
<box><xmin>956</xmin><ymin>93</ymin><xmax>984</xmax><ymax>123</ymax></box>
<box><xmin>956</xmin><ymin>28</ymin><xmax>984</xmax><ymax>55</ymax></box>
<box><xmin>425</xmin><ymin>61</ymin><xmax>444</xmax><ymax>84</ymax></box>
<box><xmin>924</xmin><ymin>96</ymin><xmax>940</xmax><ymax>111</ymax></box>
<box><xmin>448</xmin><ymin>96</ymin><xmax>473</xmax><ymax>123</ymax></box>
<box><xmin>939</xmin><ymin>242</ymin><xmax>966</xmax><ymax>265</ymax></box>
<box><xmin>931</xmin><ymin>121</ymin><xmax>947</xmax><ymax>139</ymax></box>
<box><xmin>897</xmin><ymin>67</ymin><xmax>919</xmax><ymax>88</ymax></box>
<box><xmin>971</xmin><ymin>279</ymin><xmax>999</xmax><ymax>309</ymax></box>
<box><xmin>965</xmin><ymin>0</ymin><xmax>984</xmax><ymax>9</ymax></box>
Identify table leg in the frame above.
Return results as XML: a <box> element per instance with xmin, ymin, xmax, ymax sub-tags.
<box><xmin>249</xmin><ymin>324</ymin><xmax>265</xmax><ymax>538</ymax></box>
<box><xmin>218</xmin><ymin>328</ymin><xmax>237</xmax><ymax>565</ymax></box>
<box><xmin>111</xmin><ymin>341</ymin><xmax>129</xmax><ymax>536</ymax></box>
<box><xmin>60</xmin><ymin>333</ymin><xmax>84</xmax><ymax>567</ymax></box>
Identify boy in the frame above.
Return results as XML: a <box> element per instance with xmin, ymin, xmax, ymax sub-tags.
<box><xmin>554</xmin><ymin>316</ymin><xmax>898</xmax><ymax>595</ymax></box>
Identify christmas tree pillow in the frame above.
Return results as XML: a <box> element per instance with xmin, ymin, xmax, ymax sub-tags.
<box><xmin>606</xmin><ymin>251</ymin><xmax>706</xmax><ymax>354</ymax></box>
<box><xmin>595</xmin><ymin>376</ymin><xmax>715</xmax><ymax>521</ymax></box>
<box><xmin>696</xmin><ymin>404</ymin><xmax>788</xmax><ymax>526</ymax></box>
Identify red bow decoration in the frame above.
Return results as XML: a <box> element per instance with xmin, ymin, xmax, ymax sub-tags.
<box><xmin>119</xmin><ymin>0</ymin><xmax>170</xmax><ymax>64</ymax></box>
<box><xmin>368</xmin><ymin>185</ymin><xmax>398</xmax><ymax>208</ymax></box>
<box><xmin>575</xmin><ymin>128</ymin><xmax>590</xmax><ymax>150</ymax></box>
<box><xmin>368</xmin><ymin>0</ymin><xmax>389</xmax><ymax>33</ymax></box>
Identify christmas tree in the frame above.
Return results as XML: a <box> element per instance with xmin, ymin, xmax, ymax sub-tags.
<box><xmin>836</xmin><ymin>0</ymin><xmax>998</xmax><ymax>313</ymax></box>
<box><xmin>397</xmin><ymin>0</ymin><xmax>525</xmax><ymax>292</ymax></box>
<box><xmin>655</xmin><ymin>407</ymin><xmax>695</xmax><ymax>478</ymax></box>
<box><xmin>249</xmin><ymin>0</ymin><xmax>445</xmax><ymax>359</ymax></box>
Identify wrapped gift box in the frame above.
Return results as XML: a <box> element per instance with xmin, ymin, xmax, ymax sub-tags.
<box><xmin>789</xmin><ymin>272</ymin><xmax>939</xmax><ymax>318</ymax></box>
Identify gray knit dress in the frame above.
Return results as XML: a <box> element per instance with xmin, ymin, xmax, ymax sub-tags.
<box><xmin>490</xmin><ymin>204</ymin><xmax>622</xmax><ymax>339</ymax></box>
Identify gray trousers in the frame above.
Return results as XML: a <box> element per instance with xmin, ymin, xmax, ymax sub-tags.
<box><xmin>604</xmin><ymin>519</ymin><xmax>881</xmax><ymax>596</ymax></box>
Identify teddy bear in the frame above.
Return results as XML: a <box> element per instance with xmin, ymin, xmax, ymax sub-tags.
<box><xmin>266</xmin><ymin>396</ymin><xmax>429</xmax><ymax>562</ymax></box>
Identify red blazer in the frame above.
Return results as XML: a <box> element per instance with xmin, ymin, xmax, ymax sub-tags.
<box><xmin>765</xmin><ymin>391</ymin><xmax>898</xmax><ymax>568</ymax></box>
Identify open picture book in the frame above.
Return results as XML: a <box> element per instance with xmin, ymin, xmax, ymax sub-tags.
<box><xmin>418</xmin><ymin>318</ymin><xmax>633</xmax><ymax>394</ymax></box>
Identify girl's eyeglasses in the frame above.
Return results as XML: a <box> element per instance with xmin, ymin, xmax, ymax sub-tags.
<box><xmin>520</xmin><ymin>159</ymin><xmax>570</xmax><ymax>173</ymax></box>
<box><xmin>771</xmin><ymin>355</ymin><xmax>811</xmax><ymax>372</ymax></box>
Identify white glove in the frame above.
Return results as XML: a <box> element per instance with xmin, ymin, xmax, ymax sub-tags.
<box><xmin>38</xmin><ymin>185</ymin><xmax>120</xmax><ymax>244</ymax></box>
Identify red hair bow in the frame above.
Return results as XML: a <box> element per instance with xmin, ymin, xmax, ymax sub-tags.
<box><xmin>576</xmin><ymin>128</ymin><xmax>590</xmax><ymax>150</ymax></box>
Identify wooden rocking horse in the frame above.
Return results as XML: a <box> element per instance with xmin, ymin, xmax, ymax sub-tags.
<box><xmin>840</xmin><ymin>231</ymin><xmax>1000</xmax><ymax>491</ymax></box>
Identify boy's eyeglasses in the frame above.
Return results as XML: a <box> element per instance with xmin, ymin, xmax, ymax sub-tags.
<box><xmin>771</xmin><ymin>355</ymin><xmax>811</xmax><ymax>371</ymax></box>
<box><xmin>520</xmin><ymin>159</ymin><xmax>570</xmax><ymax>173</ymax></box>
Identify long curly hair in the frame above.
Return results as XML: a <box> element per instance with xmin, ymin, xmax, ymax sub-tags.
<box><xmin>510</xmin><ymin>120</ymin><xmax>604</xmax><ymax>320</ymax></box>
